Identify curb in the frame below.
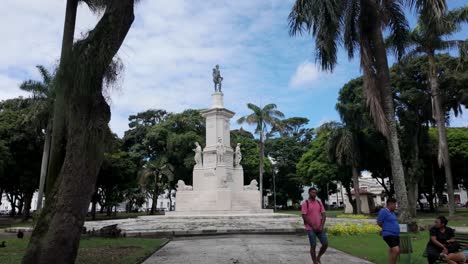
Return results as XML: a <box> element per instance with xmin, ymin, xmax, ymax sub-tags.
<box><xmin>136</xmin><ymin>238</ymin><xmax>171</xmax><ymax>264</ymax></box>
<box><xmin>123</xmin><ymin>228</ymin><xmax>305</xmax><ymax>238</ymax></box>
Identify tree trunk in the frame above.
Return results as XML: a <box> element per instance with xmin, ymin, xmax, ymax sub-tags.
<box><xmin>428</xmin><ymin>52</ymin><xmax>455</xmax><ymax>216</ymax></box>
<box><xmin>259</xmin><ymin>130</ymin><xmax>264</xmax><ymax>208</ymax></box>
<box><xmin>363</xmin><ymin>8</ymin><xmax>410</xmax><ymax>222</ymax></box>
<box><xmin>150</xmin><ymin>193</ymin><xmax>157</xmax><ymax>215</ymax></box>
<box><xmin>17</xmin><ymin>195</ymin><xmax>24</xmax><ymax>215</ymax></box>
<box><xmin>45</xmin><ymin>0</ymin><xmax>78</xmax><ymax>198</ymax></box>
<box><xmin>352</xmin><ymin>167</ymin><xmax>362</xmax><ymax>214</ymax></box>
<box><xmin>22</xmin><ymin>2</ymin><xmax>135</xmax><ymax>263</ymax></box>
<box><xmin>8</xmin><ymin>194</ymin><xmax>16</xmax><ymax>216</ymax></box>
<box><xmin>37</xmin><ymin>122</ymin><xmax>52</xmax><ymax>210</ymax></box>
<box><xmin>23</xmin><ymin>192</ymin><xmax>34</xmax><ymax>221</ymax></box>
<box><xmin>345</xmin><ymin>185</ymin><xmax>357</xmax><ymax>214</ymax></box>
<box><xmin>91</xmin><ymin>201</ymin><xmax>97</xmax><ymax>221</ymax></box>
<box><xmin>407</xmin><ymin>177</ymin><xmax>418</xmax><ymax>217</ymax></box>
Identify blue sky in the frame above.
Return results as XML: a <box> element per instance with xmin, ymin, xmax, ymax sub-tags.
<box><xmin>0</xmin><ymin>0</ymin><xmax>467</xmax><ymax>136</ymax></box>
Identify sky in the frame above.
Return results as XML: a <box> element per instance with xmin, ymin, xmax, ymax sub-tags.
<box><xmin>0</xmin><ymin>0</ymin><xmax>467</xmax><ymax>137</ymax></box>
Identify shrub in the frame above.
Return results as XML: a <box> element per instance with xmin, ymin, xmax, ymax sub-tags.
<box><xmin>328</xmin><ymin>223</ymin><xmax>381</xmax><ymax>236</ymax></box>
<box><xmin>336</xmin><ymin>214</ymin><xmax>369</xmax><ymax>219</ymax></box>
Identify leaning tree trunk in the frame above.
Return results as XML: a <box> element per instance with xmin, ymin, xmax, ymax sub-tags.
<box><xmin>352</xmin><ymin>167</ymin><xmax>362</xmax><ymax>214</ymax></box>
<box><xmin>259</xmin><ymin>131</ymin><xmax>264</xmax><ymax>209</ymax></box>
<box><xmin>362</xmin><ymin>7</ymin><xmax>410</xmax><ymax>223</ymax></box>
<box><xmin>37</xmin><ymin>121</ymin><xmax>52</xmax><ymax>210</ymax></box>
<box><xmin>22</xmin><ymin>2</ymin><xmax>134</xmax><ymax>263</ymax></box>
<box><xmin>428</xmin><ymin>52</ymin><xmax>455</xmax><ymax>216</ymax></box>
<box><xmin>45</xmin><ymin>0</ymin><xmax>78</xmax><ymax>198</ymax></box>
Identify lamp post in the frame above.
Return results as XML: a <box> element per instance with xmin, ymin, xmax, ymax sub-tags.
<box><xmin>273</xmin><ymin>166</ymin><xmax>277</xmax><ymax>212</ymax></box>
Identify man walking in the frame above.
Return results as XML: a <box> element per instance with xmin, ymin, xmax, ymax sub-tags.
<box><xmin>301</xmin><ymin>187</ymin><xmax>327</xmax><ymax>264</ymax></box>
<box><xmin>377</xmin><ymin>198</ymin><xmax>400</xmax><ymax>264</ymax></box>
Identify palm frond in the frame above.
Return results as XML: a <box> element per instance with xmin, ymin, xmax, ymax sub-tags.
<box><xmin>381</xmin><ymin>0</ymin><xmax>410</xmax><ymax>60</ymax></box>
<box><xmin>36</xmin><ymin>65</ymin><xmax>53</xmax><ymax>86</ymax></box>
<box><xmin>343</xmin><ymin>0</ymin><xmax>360</xmax><ymax>59</ymax></box>
<box><xmin>288</xmin><ymin>0</ymin><xmax>343</xmax><ymax>71</ymax></box>
<box><xmin>446</xmin><ymin>6</ymin><xmax>468</xmax><ymax>24</ymax></box>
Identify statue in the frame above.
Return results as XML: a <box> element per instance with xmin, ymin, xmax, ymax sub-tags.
<box><xmin>193</xmin><ymin>142</ymin><xmax>203</xmax><ymax>166</ymax></box>
<box><xmin>234</xmin><ymin>143</ymin><xmax>242</xmax><ymax>167</ymax></box>
<box><xmin>244</xmin><ymin>180</ymin><xmax>258</xmax><ymax>191</ymax></box>
<box><xmin>212</xmin><ymin>64</ymin><xmax>223</xmax><ymax>92</ymax></box>
<box><xmin>216</xmin><ymin>137</ymin><xmax>225</xmax><ymax>164</ymax></box>
<box><xmin>176</xmin><ymin>180</ymin><xmax>193</xmax><ymax>191</ymax></box>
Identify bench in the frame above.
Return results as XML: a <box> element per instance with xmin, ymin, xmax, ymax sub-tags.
<box><xmin>423</xmin><ymin>231</ymin><xmax>468</xmax><ymax>263</ymax></box>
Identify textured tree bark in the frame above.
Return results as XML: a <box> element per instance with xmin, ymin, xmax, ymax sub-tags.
<box><xmin>22</xmin><ymin>1</ymin><xmax>134</xmax><ymax>263</ymax></box>
<box><xmin>352</xmin><ymin>167</ymin><xmax>362</xmax><ymax>214</ymax></box>
<box><xmin>371</xmin><ymin>18</ymin><xmax>411</xmax><ymax>223</ymax></box>
<box><xmin>46</xmin><ymin>0</ymin><xmax>78</xmax><ymax>198</ymax></box>
<box><xmin>428</xmin><ymin>53</ymin><xmax>455</xmax><ymax>216</ymax></box>
<box><xmin>37</xmin><ymin>122</ymin><xmax>52</xmax><ymax>210</ymax></box>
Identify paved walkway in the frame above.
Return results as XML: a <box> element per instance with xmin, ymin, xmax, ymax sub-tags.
<box><xmin>143</xmin><ymin>234</ymin><xmax>373</xmax><ymax>264</ymax></box>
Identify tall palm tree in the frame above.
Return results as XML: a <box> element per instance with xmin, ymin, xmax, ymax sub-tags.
<box><xmin>325</xmin><ymin>122</ymin><xmax>362</xmax><ymax>214</ymax></box>
<box><xmin>394</xmin><ymin>3</ymin><xmax>468</xmax><ymax>216</ymax></box>
<box><xmin>139</xmin><ymin>158</ymin><xmax>174</xmax><ymax>215</ymax></box>
<box><xmin>237</xmin><ymin>103</ymin><xmax>284</xmax><ymax>208</ymax></box>
<box><xmin>19</xmin><ymin>65</ymin><xmax>55</xmax><ymax>211</ymax></box>
<box><xmin>289</xmin><ymin>0</ymin><xmax>412</xmax><ymax>222</ymax></box>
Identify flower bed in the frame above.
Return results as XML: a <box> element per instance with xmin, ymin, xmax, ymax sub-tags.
<box><xmin>328</xmin><ymin>223</ymin><xmax>381</xmax><ymax>236</ymax></box>
<box><xmin>336</xmin><ymin>214</ymin><xmax>370</xmax><ymax>219</ymax></box>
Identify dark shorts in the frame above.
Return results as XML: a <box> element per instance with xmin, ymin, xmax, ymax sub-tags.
<box><xmin>307</xmin><ymin>229</ymin><xmax>328</xmax><ymax>247</ymax></box>
<box><xmin>383</xmin><ymin>236</ymin><xmax>400</xmax><ymax>248</ymax></box>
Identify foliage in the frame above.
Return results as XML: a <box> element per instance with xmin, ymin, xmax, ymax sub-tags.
<box><xmin>336</xmin><ymin>214</ymin><xmax>370</xmax><ymax>219</ymax></box>
<box><xmin>296</xmin><ymin>129</ymin><xmax>341</xmax><ymax>201</ymax></box>
<box><xmin>265</xmin><ymin>117</ymin><xmax>312</xmax><ymax>206</ymax></box>
<box><xmin>0</xmin><ymin>98</ymin><xmax>43</xmax><ymax>215</ymax></box>
<box><xmin>328</xmin><ymin>223</ymin><xmax>381</xmax><ymax>236</ymax></box>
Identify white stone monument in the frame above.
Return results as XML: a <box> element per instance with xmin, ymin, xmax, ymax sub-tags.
<box><xmin>170</xmin><ymin>92</ymin><xmax>272</xmax><ymax>215</ymax></box>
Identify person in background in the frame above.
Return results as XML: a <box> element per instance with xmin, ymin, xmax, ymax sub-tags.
<box><xmin>425</xmin><ymin>216</ymin><xmax>456</xmax><ymax>264</ymax></box>
<box><xmin>377</xmin><ymin>198</ymin><xmax>400</xmax><ymax>264</ymax></box>
<box><xmin>301</xmin><ymin>187</ymin><xmax>327</xmax><ymax>264</ymax></box>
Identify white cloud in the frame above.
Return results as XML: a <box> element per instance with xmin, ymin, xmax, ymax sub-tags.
<box><xmin>3</xmin><ymin>0</ymin><xmax>352</xmax><ymax>136</ymax></box>
<box><xmin>289</xmin><ymin>61</ymin><xmax>328</xmax><ymax>88</ymax></box>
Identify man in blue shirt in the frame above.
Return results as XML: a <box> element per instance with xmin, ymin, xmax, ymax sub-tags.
<box><xmin>377</xmin><ymin>198</ymin><xmax>400</xmax><ymax>264</ymax></box>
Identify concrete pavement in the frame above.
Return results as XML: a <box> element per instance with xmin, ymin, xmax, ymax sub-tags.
<box><xmin>143</xmin><ymin>234</ymin><xmax>373</xmax><ymax>264</ymax></box>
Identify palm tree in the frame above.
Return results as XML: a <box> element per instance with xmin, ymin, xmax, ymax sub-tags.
<box><xmin>139</xmin><ymin>158</ymin><xmax>174</xmax><ymax>215</ymax></box>
<box><xmin>237</xmin><ymin>103</ymin><xmax>284</xmax><ymax>208</ymax></box>
<box><xmin>324</xmin><ymin>122</ymin><xmax>362</xmax><ymax>214</ymax></box>
<box><xmin>19</xmin><ymin>65</ymin><xmax>55</xmax><ymax>211</ymax></box>
<box><xmin>393</xmin><ymin>3</ymin><xmax>468</xmax><ymax>216</ymax></box>
<box><xmin>289</xmin><ymin>0</ymin><xmax>412</xmax><ymax>222</ymax></box>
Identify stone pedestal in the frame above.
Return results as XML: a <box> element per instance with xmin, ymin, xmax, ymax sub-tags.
<box><xmin>169</xmin><ymin>92</ymin><xmax>271</xmax><ymax>215</ymax></box>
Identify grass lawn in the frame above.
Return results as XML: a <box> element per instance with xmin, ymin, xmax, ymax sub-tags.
<box><xmin>329</xmin><ymin>232</ymin><xmax>430</xmax><ymax>264</ymax></box>
<box><xmin>0</xmin><ymin>237</ymin><xmax>168</xmax><ymax>264</ymax></box>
